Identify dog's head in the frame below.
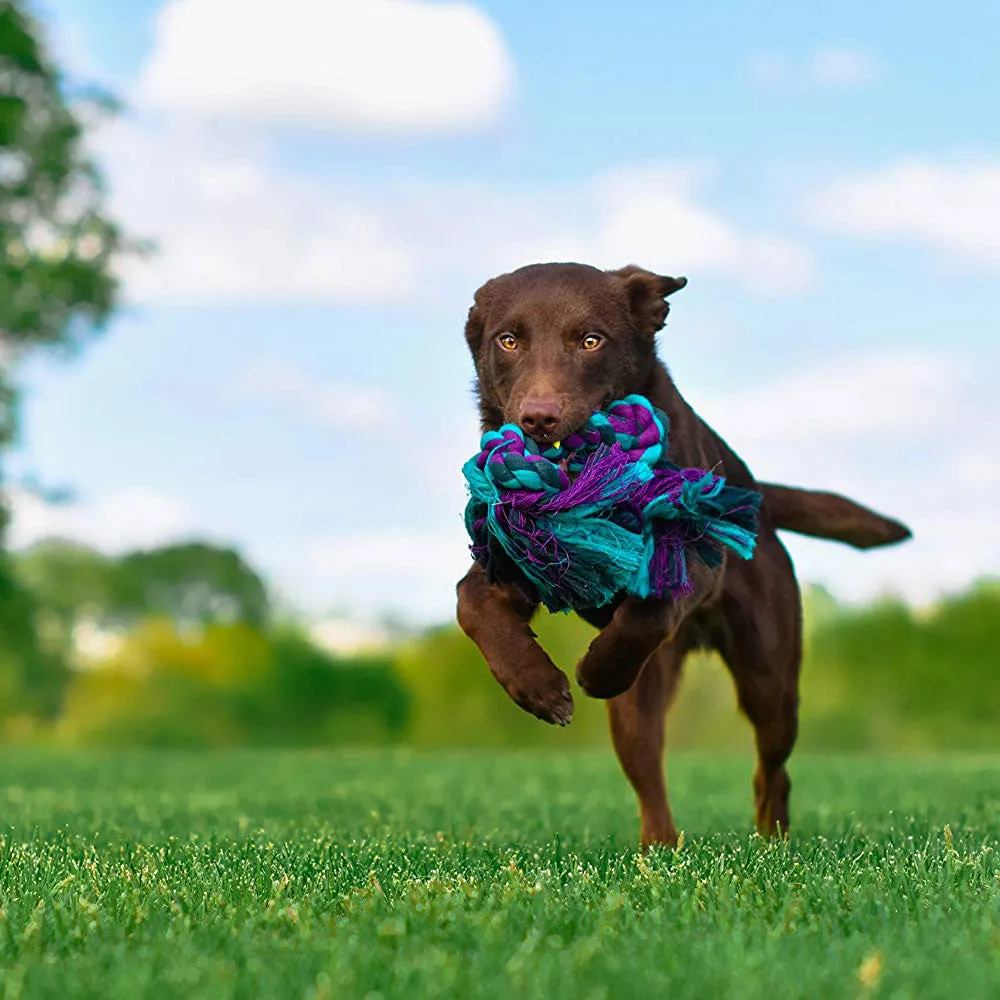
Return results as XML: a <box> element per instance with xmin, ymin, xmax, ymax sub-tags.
<box><xmin>465</xmin><ymin>262</ymin><xmax>686</xmax><ymax>442</ymax></box>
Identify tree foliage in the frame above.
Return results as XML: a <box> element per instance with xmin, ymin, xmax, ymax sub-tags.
<box><xmin>58</xmin><ymin>620</ymin><xmax>411</xmax><ymax>748</ymax></box>
<box><xmin>14</xmin><ymin>537</ymin><xmax>272</xmax><ymax>647</ymax></box>
<box><xmin>1</xmin><ymin>0</ymin><xmax>127</xmax><ymax>365</ymax></box>
<box><xmin>113</xmin><ymin>542</ymin><xmax>271</xmax><ymax>629</ymax></box>
<box><xmin>801</xmin><ymin>579</ymin><xmax>1000</xmax><ymax>750</ymax></box>
<box><xmin>1</xmin><ymin>0</ymin><xmax>134</xmax><ymax>713</ymax></box>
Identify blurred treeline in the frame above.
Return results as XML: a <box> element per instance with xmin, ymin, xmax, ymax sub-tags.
<box><xmin>0</xmin><ymin>535</ymin><xmax>997</xmax><ymax>752</ymax></box>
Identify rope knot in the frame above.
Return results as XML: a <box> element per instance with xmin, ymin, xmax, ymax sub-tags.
<box><xmin>463</xmin><ymin>393</ymin><xmax>761</xmax><ymax>612</ymax></box>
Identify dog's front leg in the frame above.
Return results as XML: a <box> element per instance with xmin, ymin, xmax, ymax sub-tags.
<box><xmin>576</xmin><ymin>562</ymin><xmax>724</xmax><ymax>700</ymax></box>
<box><xmin>574</xmin><ymin>596</ymin><xmax>679</xmax><ymax>700</ymax></box>
<box><xmin>456</xmin><ymin>564</ymin><xmax>574</xmax><ymax>725</ymax></box>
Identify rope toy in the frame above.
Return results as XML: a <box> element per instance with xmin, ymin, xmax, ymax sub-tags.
<box><xmin>463</xmin><ymin>395</ymin><xmax>762</xmax><ymax>613</ymax></box>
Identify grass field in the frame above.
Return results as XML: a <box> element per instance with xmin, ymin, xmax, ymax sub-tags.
<box><xmin>0</xmin><ymin>749</ymin><xmax>998</xmax><ymax>999</ymax></box>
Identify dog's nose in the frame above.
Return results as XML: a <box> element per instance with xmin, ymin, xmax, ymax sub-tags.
<box><xmin>519</xmin><ymin>399</ymin><xmax>562</xmax><ymax>438</ymax></box>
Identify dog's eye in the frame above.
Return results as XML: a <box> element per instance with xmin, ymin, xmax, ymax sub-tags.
<box><xmin>581</xmin><ymin>333</ymin><xmax>604</xmax><ymax>351</ymax></box>
<box><xmin>496</xmin><ymin>333</ymin><xmax>518</xmax><ymax>352</ymax></box>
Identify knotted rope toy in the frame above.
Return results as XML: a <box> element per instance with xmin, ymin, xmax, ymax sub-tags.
<box><xmin>463</xmin><ymin>395</ymin><xmax>762</xmax><ymax>613</ymax></box>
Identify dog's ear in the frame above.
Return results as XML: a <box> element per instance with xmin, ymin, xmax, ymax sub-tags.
<box><xmin>611</xmin><ymin>265</ymin><xmax>687</xmax><ymax>336</ymax></box>
<box><xmin>464</xmin><ymin>279</ymin><xmax>497</xmax><ymax>356</ymax></box>
<box><xmin>464</xmin><ymin>302</ymin><xmax>485</xmax><ymax>357</ymax></box>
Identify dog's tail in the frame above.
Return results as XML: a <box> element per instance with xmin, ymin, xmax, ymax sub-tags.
<box><xmin>760</xmin><ymin>483</ymin><xmax>912</xmax><ymax>550</ymax></box>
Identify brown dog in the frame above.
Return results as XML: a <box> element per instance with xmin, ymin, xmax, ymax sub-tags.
<box><xmin>455</xmin><ymin>263</ymin><xmax>910</xmax><ymax>846</ymax></box>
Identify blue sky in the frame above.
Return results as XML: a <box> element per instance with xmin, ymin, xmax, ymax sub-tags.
<box><xmin>10</xmin><ymin>0</ymin><xmax>1000</xmax><ymax>623</ymax></box>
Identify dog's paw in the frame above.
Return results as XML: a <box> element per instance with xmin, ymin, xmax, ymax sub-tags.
<box><xmin>575</xmin><ymin>637</ymin><xmax>646</xmax><ymax>700</ymax></box>
<box><xmin>505</xmin><ymin>662</ymin><xmax>575</xmax><ymax>726</ymax></box>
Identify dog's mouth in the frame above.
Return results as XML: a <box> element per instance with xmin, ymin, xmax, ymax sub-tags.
<box><xmin>549</xmin><ymin>403</ymin><xmax>610</xmax><ymax>445</ymax></box>
<box><xmin>531</xmin><ymin>429</ymin><xmax>562</xmax><ymax>447</ymax></box>
<box><xmin>521</xmin><ymin>424</ymin><xmax>576</xmax><ymax>449</ymax></box>
<box><xmin>505</xmin><ymin>404</ymin><xmax>606</xmax><ymax>448</ymax></box>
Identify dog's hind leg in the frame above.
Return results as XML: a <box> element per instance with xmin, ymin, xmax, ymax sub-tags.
<box><xmin>607</xmin><ymin>642</ymin><xmax>685</xmax><ymax>848</ymax></box>
<box><xmin>715</xmin><ymin>534</ymin><xmax>801</xmax><ymax>837</ymax></box>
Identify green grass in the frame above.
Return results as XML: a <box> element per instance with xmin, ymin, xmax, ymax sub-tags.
<box><xmin>0</xmin><ymin>750</ymin><xmax>998</xmax><ymax>999</ymax></box>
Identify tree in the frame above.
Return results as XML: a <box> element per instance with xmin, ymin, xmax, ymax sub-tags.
<box><xmin>1</xmin><ymin>0</ymin><xmax>133</xmax><ymax>527</ymax></box>
<box><xmin>14</xmin><ymin>537</ymin><xmax>271</xmax><ymax>653</ymax></box>
<box><xmin>112</xmin><ymin>542</ymin><xmax>271</xmax><ymax>629</ymax></box>
<box><xmin>0</xmin><ymin>0</ymin><xmax>135</xmax><ymax>717</ymax></box>
<box><xmin>0</xmin><ymin>563</ymin><xmax>64</xmax><ymax>722</ymax></box>
<box><xmin>57</xmin><ymin>620</ymin><xmax>412</xmax><ymax>748</ymax></box>
<box><xmin>800</xmin><ymin>579</ymin><xmax>1000</xmax><ymax>751</ymax></box>
<box><xmin>1</xmin><ymin>0</ymin><xmax>127</xmax><ymax>364</ymax></box>
<box><xmin>251</xmin><ymin>629</ymin><xmax>410</xmax><ymax>745</ymax></box>
<box><xmin>15</xmin><ymin>537</ymin><xmax>114</xmax><ymax>622</ymax></box>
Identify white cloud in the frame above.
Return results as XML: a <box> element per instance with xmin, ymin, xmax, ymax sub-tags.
<box><xmin>954</xmin><ymin>448</ymin><xmax>1000</xmax><ymax>488</ymax></box>
<box><xmin>97</xmin><ymin>121</ymin><xmax>813</xmax><ymax>306</ymax></box>
<box><xmin>8</xmin><ymin>488</ymin><xmax>195</xmax><ymax>553</ymax></box>
<box><xmin>696</xmin><ymin>348</ymin><xmax>971</xmax><ymax>449</ymax></box>
<box><xmin>807</xmin><ymin>161</ymin><xmax>1000</xmax><ymax>270</ymax></box>
<box><xmin>136</xmin><ymin>0</ymin><xmax>514</xmax><ymax>135</ymax></box>
<box><xmin>236</xmin><ymin>361</ymin><xmax>400</xmax><ymax>431</ymax></box>
<box><xmin>99</xmin><ymin>121</ymin><xmax>417</xmax><ymax>305</ymax></box>
<box><xmin>809</xmin><ymin>48</ymin><xmax>879</xmax><ymax>88</ymax></box>
<box><xmin>747</xmin><ymin>47</ymin><xmax>879</xmax><ymax>90</ymax></box>
<box><xmin>687</xmin><ymin>347</ymin><xmax>1000</xmax><ymax>607</ymax></box>
<box><xmin>783</xmin><ymin>508</ymin><xmax>1000</xmax><ymax>610</ymax></box>
<box><xmin>589</xmin><ymin>167</ymin><xmax>814</xmax><ymax>294</ymax></box>
<box><xmin>383</xmin><ymin>165</ymin><xmax>815</xmax><ymax>298</ymax></box>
